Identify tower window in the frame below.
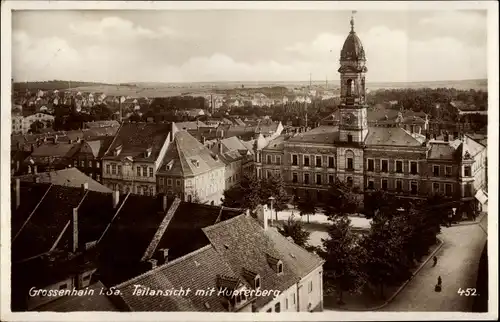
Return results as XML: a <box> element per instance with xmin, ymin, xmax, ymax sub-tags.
<box><xmin>346</xmin><ymin>79</ymin><xmax>353</xmax><ymax>97</ymax></box>
<box><xmin>347</xmin><ymin>134</ymin><xmax>353</xmax><ymax>143</ymax></box>
<box><xmin>347</xmin><ymin>158</ymin><xmax>353</xmax><ymax>170</ymax></box>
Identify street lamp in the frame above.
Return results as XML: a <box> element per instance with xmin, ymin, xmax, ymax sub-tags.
<box><xmin>268</xmin><ymin>196</ymin><xmax>275</xmax><ymax>226</ymax></box>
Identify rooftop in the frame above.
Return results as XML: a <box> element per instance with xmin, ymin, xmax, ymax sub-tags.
<box><xmin>288</xmin><ymin>126</ymin><xmax>338</xmax><ymax>144</ymax></box>
<box><xmin>365</xmin><ymin>127</ymin><xmax>423</xmax><ymax>147</ymax></box>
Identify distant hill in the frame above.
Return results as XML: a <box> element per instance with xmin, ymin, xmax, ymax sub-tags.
<box><xmin>14</xmin><ymin>78</ymin><xmax>487</xmax><ymax>97</ymax></box>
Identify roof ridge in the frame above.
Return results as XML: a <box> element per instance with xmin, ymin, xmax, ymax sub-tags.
<box><xmin>115</xmin><ymin>244</ymin><xmax>214</xmax><ymax>289</ymax></box>
<box><xmin>202</xmin><ymin>213</ymin><xmax>249</xmax><ymax>233</ymax></box>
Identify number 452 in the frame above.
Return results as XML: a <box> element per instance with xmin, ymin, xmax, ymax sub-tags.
<box><xmin>457</xmin><ymin>288</ymin><xmax>477</xmax><ymax>296</ymax></box>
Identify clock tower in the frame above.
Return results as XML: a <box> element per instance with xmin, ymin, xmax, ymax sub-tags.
<box><xmin>338</xmin><ymin>14</ymin><xmax>368</xmax><ymax>144</ymax></box>
<box><xmin>336</xmin><ymin>13</ymin><xmax>368</xmax><ymax>190</ymax></box>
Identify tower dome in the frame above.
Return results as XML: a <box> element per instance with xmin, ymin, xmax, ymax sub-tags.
<box><xmin>340</xmin><ymin>15</ymin><xmax>365</xmax><ymax>61</ymax></box>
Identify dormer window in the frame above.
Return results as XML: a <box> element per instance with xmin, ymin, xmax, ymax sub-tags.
<box><xmin>278</xmin><ymin>262</ymin><xmax>283</xmax><ymax>274</ymax></box>
<box><xmin>145</xmin><ymin>147</ymin><xmax>152</xmax><ymax>158</ymax></box>
<box><xmin>165</xmin><ymin>160</ymin><xmax>174</xmax><ymax>171</ymax></box>
<box><xmin>254</xmin><ymin>275</ymin><xmax>261</xmax><ymax>289</ymax></box>
<box><xmin>191</xmin><ymin>159</ymin><xmax>200</xmax><ymax>167</ymax></box>
<box><xmin>114</xmin><ymin>145</ymin><xmax>122</xmax><ymax>156</ymax></box>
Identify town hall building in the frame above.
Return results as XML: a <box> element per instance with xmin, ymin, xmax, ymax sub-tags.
<box><xmin>256</xmin><ymin>16</ymin><xmax>487</xmax><ymax>216</ymax></box>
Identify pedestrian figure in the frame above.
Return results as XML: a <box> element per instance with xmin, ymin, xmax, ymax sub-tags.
<box><xmin>438</xmin><ymin>276</ymin><xmax>442</xmax><ymax>285</ymax></box>
<box><xmin>433</xmin><ymin>256</ymin><xmax>437</xmax><ymax>267</ymax></box>
<box><xmin>435</xmin><ymin>276</ymin><xmax>443</xmax><ymax>292</ymax></box>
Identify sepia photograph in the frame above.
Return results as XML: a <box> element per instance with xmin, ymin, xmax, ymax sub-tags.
<box><xmin>1</xmin><ymin>1</ymin><xmax>498</xmax><ymax>321</ymax></box>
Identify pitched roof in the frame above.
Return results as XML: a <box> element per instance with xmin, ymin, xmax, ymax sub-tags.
<box><xmin>288</xmin><ymin>125</ymin><xmax>338</xmax><ymax>144</ymax></box>
<box><xmin>155</xmin><ymin>203</ymin><xmax>242</xmax><ymax>261</ymax></box>
<box><xmin>158</xmin><ymin>130</ymin><xmax>224</xmax><ymax>177</ymax></box>
<box><xmin>175</xmin><ymin>121</ymin><xmax>207</xmax><ymax>130</ymax></box>
<box><xmin>364</xmin><ymin>127</ymin><xmax>423</xmax><ymax>147</ymax></box>
<box><xmin>12</xmin><ymin>185</ymin><xmax>87</xmax><ymax>261</ymax></box>
<box><xmin>203</xmin><ymin>214</ymin><xmax>300</xmax><ymax>308</ymax></box>
<box><xmin>28</xmin><ymin>141</ymin><xmax>79</xmax><ymax>160</ymax></box>
<box><xmin>11</xmin><ymin>182</ymin><xmax>52</xmax><ymax>238</ymax></box>
<box><xmin>104</xmin><ymin>123</ymin><xmax>170</xmax><ymax>161</ymax></box>
<box><xmin>428</xmin><ymin>142</ymin><xmax>458</xmax><ymax>160</ymax></box>
<box><xmin>116</xmin><ymin>245</ymin><xmax>238</xmax><ymax>312</ymax></box>
<box><xmin>263</xmin><ymin>135</ymin><xmax>286</xmax><ymax>151</ymax></box>
<box><xmin>14</xmin><ymin>168</ymin><xmax>111</xmax><ymax>193</ymax></box>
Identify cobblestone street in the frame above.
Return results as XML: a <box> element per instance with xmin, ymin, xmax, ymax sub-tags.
<box><xmin>380</xmin><ymin>214</ymin><xmax>488</xmax><ymax>312</ymax></box>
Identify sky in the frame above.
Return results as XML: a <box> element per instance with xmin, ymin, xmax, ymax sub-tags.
<box><xmin>11</xmin><ymin>9</ymin><xmax>488</xmax><ymax>83</ymax></box>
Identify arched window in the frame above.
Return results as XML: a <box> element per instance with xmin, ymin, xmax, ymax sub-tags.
<box><xmin>346</xmin><ymin>79</ymin><xmax>353</xmax><ymax>97</ymax></box>
<box><xmin>345</xmin><ymin>150</ymin><xmax>355</xmax><ymax>171</ymax></box>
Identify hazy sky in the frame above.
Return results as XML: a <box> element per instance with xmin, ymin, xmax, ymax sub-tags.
<box><xmin>12</xmin><ymin>9</ymin><xmax>487</xmax><ymax>83</ymax></box>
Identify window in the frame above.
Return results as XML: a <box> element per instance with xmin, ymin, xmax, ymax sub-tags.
<box><xmin>410</xmin><ymin>181</ymin><xmax>418</xmax><ymax>195</ymax></box>
<box><xmin>347</xmin><ymin>176</ymin><xmax>353</xmax><ymax>186</ymax></box>
<box><xmin>292</xmin><ymin>173</ymin><xmax>298</xmax><ymax>183</ymax></box>
<box><xmin>276</xmin><ymin>156</ymin><xmax>281</xmax><ymax>165</ymax></box>
<box><xmin>410</xmin><ymin>161</ymin><xmax>418</xmax><ymax>175</ymax></box>
<box><xmin>381</xmin><ymin>179</ymin><xmax>388</xmax><ymax>190</ymax></box>
<box><xmin>96</xmin><ymin>162</ymin><xmax>100</xmax><ymax>169</ymax></box>
<box><xmin>328</xmin><ymin>156</ymin><xmax>335</xmax><ymax>168</ymax></box>
<box><xmin>117</xmin><ymin>165</ymin><xmax>122</xmax><ymax>175</ymax></box>
<box><xmin>267</xmin><ymin>155</ymin><xmax>272</xmax><ymax>164</ymax></box>
<box><xmin>96</xmin><ymin>174</ymin><xmax>100</xmax><ymax>181</ymax></box>
<box><xmin>396</xmin><ymin>161</ymin><xmax>403</xmax><ymax>173</ymax></box>
<box><xmin>367</xmin><ymin>159</ymin><xmax>374</xmax><ymax>171</ymax></box>
<box><xmin>464</xmin><ymin>166</ymin><xmax>471</xmax><ymax>177</ymax></box>
<box><xmin>315</xmin><ymin>156</ymin><xmax>322</xmax><ymax>167</ymax></box>
<box><xmin>381</xmin><ymin>160</ymin><xmax>388</xmax><ymax>172</ymax></box>
<box><xmin>433</xmin><ymin>165</ymin><xmax>440</xmax><ymax>177</ymax></box>
<box><xmin>347</xmin><ymin>158</ymin><xmax>353</xmax><ymax>170</ymax></box>
<box><xmin>316</xmin><ymin>174</ymin><xmax>322</xmax><ymax>185</ymax></box>
<box><xmin>267</xmin><ymin>308</ymin><xmax>272</xmax><ymax>313</ymax></box>
<box><xmin>396</xmin><ymin>180</ymin><xmax>403</xmax><ymax>192</ymax></box>
<box><xmin>286</xmin><ymin>298</ymin><xmax>289</xmax><ymax>310</ymax></box>
<box><xmin>328</xmin><ymin>175</ymin><xmax>334</xmax><ymax>184</ymax></box>
<box><xmin>159</xmin><ymin>177</ymin><xmax>164</xmax><ymax>185</ymax></box>
<box><xmin>80</xmin><ymin>160</ymin><xmax>85</xmax><ymax>167</ymax></box>
<box><xmin>142</xmin><ymin>166</ymin><xmax>147</xmax><ymax>177</ymax></box>
<box><xmin>278</xmin><ymin>262</ymin><xmax>283</xmax><ymax>274</ymax></box>
<box><xmin>267</xmin><ymin>170</ymin><xmax>272</xmax><ymax>179</ymax></box>
<box><xmin>292</xmin><ymin>154</ymin><xmax>298</xmax><ymax>166</ymax></box>
<box><xmin>149</xmin><ymin>167</ymin><xmax>153</xmax><ymax>177</ymax></box>
<box><xmin>137</xmin><ymin>166</ymin><xmax>141</xmax><ymax>176</ymax></box>
<box><xmin>433</xmin><ymin>182</ymin><xmax>440</xmax><ymax>193</ymax></box>
<box><xmin>308</xmin><ymin>280</ymin><xmax>313</xmax><ymax>293</ymax></box>
<box><xmin>176</xmin><ymin>179</ymin><xmax>181</xmax><ymax>186</ymax></box>
<box><xmin>292</xmin><ymin>293</ymin><xmax>296</xmax><ymax>305</ymax></box>
<box><xmin>368</xmin><ymin>180</ymin><xmax>374</xmax><ymax>190</ymax></box>
<box><xmin>88</xmin><ymin>160</ymin><xmax>92</xmax><ymax>168</ymax></box>
<box><xmin>304</xmin><ymin>173</ymin><xmax>310</xmax><ymax>184</ymax></box>
<box><xmin>74</xmin><ymin>160</ymin><xmax>78</xmax><ymax>167</ymax></box>
<box><xmin>274</xmin><ymin>302</ymin><xmax>281</xmax><ymax>313</ymax></box>
<box><xmin>347</xmin><ymin>134</ymin><xmax>353</xmax><ymax>143</ymax></box>
<box><xmin>167</xmin><ymin>178</ymin><xmax>172</xmax><ymax>186</ymax></box>
<box><xmin>304</xmin><ymin>155</ymin><xmax>310</xmax><ymax>167</ymax></box>
<box><xmin>445</xmin><ymin>183</ymin><xmax>452</xmax><ymax>196</ymax></box>
<box><xmin>111</xmin><ymin>164</ymin><xmax>116</xmax><ymax>175</ymax></box>
<box><xmin>150</xmin><ymin>186</ymin><xmax>154</xmax><ymax>196</ymax></box>
<box><xmin>255</xmin><ymin>276</ymin><xmax>261</xmax><ymax>289</ymax></box>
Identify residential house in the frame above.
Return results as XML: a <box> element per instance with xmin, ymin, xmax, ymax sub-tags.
<box><xmin>71</xmin><ymin>136</ymin><xmax>114</xmax><ymax>182</ymax></box>
<box><xmin>156</xmin><ymin>123</ymin><xmax>225</xmax><ymax>204</ymax></box>
<box><xmin>101</xmin><ymin>123</ymin><xmax>171</xmax><ymax>195</ymax></box>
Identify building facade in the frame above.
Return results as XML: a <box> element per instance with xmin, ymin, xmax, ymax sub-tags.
<box><xmin>256</xmin><ymin>16</ymin><xmax>487</xmax><ymax>216</ymax></box>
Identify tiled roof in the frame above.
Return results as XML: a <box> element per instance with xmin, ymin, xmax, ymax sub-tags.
<box><xmin>29</xmin><ymin>141</ymin><xmax>79</xmax><ymax>159</ymax></box>
<box><xmin>36</xmin><ymin>281</ymin><xmax>119</xmax><ymax>311</ymax></box>
<box><xmin>12</xmin><ymin>185</ymin><xmax>86</xmax><ymax>261</ymax></box>
<box><xmin>428</xmin><ymin>142</ymin><xmax>457</xmax><ymax>160</ymax></box>
<box><xmin>364</xmin><ymin>127</ymin><xmax>423</xmax><ymax>147</ymax></box>
<box><xmin>104</xmin><ymin>123</ymin><xmax>170</xmax><ymax>161</ymax></box>
<box><xmin>288</xmin><ymin>126</ymin><xmax>338</xmax><ymax>144</ymax></box>
<box><xmin>14</xmin><ymin>168</ymin><xmax>111</xmax><ymax>193</ymax></box>
<box><xmin>263</xmin><ymin>135</ymin><xmax>286</xmax><ymax>151</ymax></box>
<box><xmin>158</xmin><ymin>129</ymin><xmax>224</xmax><ymax>177</ymax></box>
<box><xmin>218</xmin><ymin>136</ymin><xmax>249</xmax><ymax>152</ymax></box>
<box><xmin>265</xmin><ymin>227</ymin><xmax>324</xmax><ymax>278</ymax></box>
<box><xmin>11</xmin><ymin>182</ymin><xmax>52</xmax><ymax>238</ymax></box>
<box><xmin>175</xmin><ymin>121</ymin><xmax>207</xmax><ymax>131</ymax></box>
<box><xmin>203</xmin><ymin>214</ymin><xmax>300</xmax><ymax>308</ymax></box>
<box><xmin>156</xmin><ymin>203</ymin><xmax>242</xmax><ymax>261</ymax></box>
<box><xmin>117</xmin><ymin>245</ymin><xmax>238</xmax><ymax>311</ymax></box>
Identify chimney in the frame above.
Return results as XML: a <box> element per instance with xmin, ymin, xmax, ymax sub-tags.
<box><xmin>15</xmin><ymin>178</ymin><xmax>21</xmax><ymax>209</ymax></box>
<box><xmin>202</xmin><ymin>136</ymin><xmax>206</xmax><ymax>145</ymax></box>
<box><xmin>256</xmin><ymin>205</ymin><xmax>268</xmax><ymax>230</ymax></box>
<box><xmin>147</xmin><ymin>258</ymin><xmax>158</xmax><ymax>270</ymax></box>
<box><xmin>162</xmin><ymin>194</ymin><xmax>168</xmax><ymax>212</ymax></box>
<box><xmin>218</xmin><ymin>142</ymin><xmax>223</xmax><ymax>154</ymax></box>
<box><xmin>156</xmin><ymin>248</ymin><xmax>169</xmax><ymax>265</ymax></box>
<box><xmin>54</xmin><ymin>134</ymin><xmax>58</xmax><ymax>143</ymax></box>
<box><xmin>112</xmin><ymin>190</ymin><xmax>120</xmax><ymax>208</ymax></box>
<box><xmin>81</xmin><ymin>182</ymin><xmax>88</xmax><ymax>194</ymax></box>
<box><xmin>72</xmin><ymin>207</ymin><xmax>79</xmax><ymax>253</ymax></box>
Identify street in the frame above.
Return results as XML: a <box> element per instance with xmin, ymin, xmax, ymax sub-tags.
<box><xmin>380</xmin><ymin>214</ymin><xmax>488</xmax><ymax>312</ymax></box>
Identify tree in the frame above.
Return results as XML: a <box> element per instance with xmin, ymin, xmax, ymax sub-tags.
<box><xmin>322</xmin><ymin>216</ymin><xmax>367</xmax><ymax>304</ymax></box>
<box><xmin>221</xmin><ymin>174</ymin><xmax>262</xmax><ymax>211</ymax></box>
<box><xmin>324</xmin><ymin>178</ymin><xmax>360</xmax><ymax>219</ymax></box>
<box><xmin>91</xmin><ymin>103</ymin><xmax>113</xmax><ymax>120</ymax></box>
<box><xmin>278</xmin><ymin>214</ymin><xmax>310</xmax><ymax>248</ymax></box>
<box><xmin>363</xmin><ymin>189</ymin><xmax>392</xmax><ymax>219</ymax></box>
<box><xmin>361</xmin><ymin>212</ymin><xmax>412</xmax><ymax>298</ymax></box>
<box><xmin>260</xmin><ymin>174</ymin><xmax>290</xmax><ymax>221</ymax></box>
<box><xmin>296</xmin><ymin>193</ymin><xmax>317</xmax><ymax>223</ymax></box>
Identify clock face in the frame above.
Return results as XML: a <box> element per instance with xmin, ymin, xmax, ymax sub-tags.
<box><xmin>343</xmin><ymin>113</ymin><xmax>357</xmax><ymax>125</ymax></box>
